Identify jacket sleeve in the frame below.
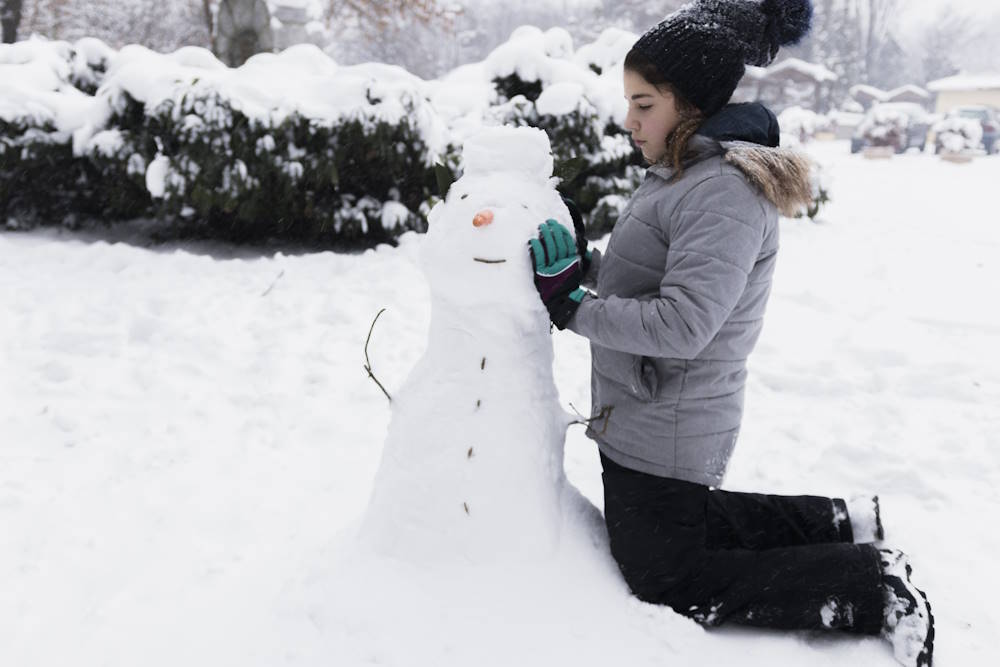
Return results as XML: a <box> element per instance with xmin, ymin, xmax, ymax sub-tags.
<box><xmin>567</xmin><ymin>175</ymin><xmax>766</xmax><ymax>360</ymax></box>
<box><xmin>581</xmin><ymin>247</ymin><xmax>602</xmax><ymax>289</ymax></box>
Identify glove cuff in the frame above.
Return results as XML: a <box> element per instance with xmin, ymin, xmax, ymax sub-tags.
<box><xmin>551</xmin><ymin>288</ymin><xmax>587</xmax><ymax>330</ymax></box>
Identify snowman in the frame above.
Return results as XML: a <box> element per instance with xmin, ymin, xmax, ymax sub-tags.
<box><xmin>360</xmin><ymin>125</ymin><xmax>593</xmax><ymax>564</ymax></box>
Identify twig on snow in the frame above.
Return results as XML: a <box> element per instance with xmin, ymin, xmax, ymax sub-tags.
<box><xmin>364</xmin><ymin>308</ymin><xmax>392</xmax><ymax>404</ymax></box>
<box><xmin>261</xmin><ymin>269</ymin><xmax>285</xmax><ymax>297</ymax></box>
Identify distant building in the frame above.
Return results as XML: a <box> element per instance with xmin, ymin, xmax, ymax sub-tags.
<box><xmin>848</xmin><ymin>84</ymin><xmax>887</xmax><ymax>110</ymax></box>
<box><xmin>885</xmin><ymin>85</ymin><xmax>931</xmax><ymax>109</ymax></box>
<box><xmin>733</xmin><ymin>58</ymin><xmax>838</xmax><ymax>113</ymax></box>
<box><xmin>927</xmin><ymin>74</ymin><xmax>1000</xmax><ymax>113</ymax></box>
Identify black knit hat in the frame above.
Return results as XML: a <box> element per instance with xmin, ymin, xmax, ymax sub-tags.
<box><xmin>632</xmin><ymin>0</ymin><xmax>814</xmax><ymax>117</ymax></box>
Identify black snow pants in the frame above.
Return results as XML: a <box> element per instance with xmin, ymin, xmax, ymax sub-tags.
<box><xmin>600</xmin><ymin>452</ymin><xmax>884</xmax><ymax>634</ymax></box>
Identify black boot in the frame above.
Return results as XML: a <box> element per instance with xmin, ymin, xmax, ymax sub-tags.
<box><xmin>880</xmin><ymin>549</ymin><xmax>934</xmax><ymax>666</ymax></box>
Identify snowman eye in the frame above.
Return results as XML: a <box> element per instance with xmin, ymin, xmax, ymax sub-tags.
<box><xmin>521</xmin><ymin>204</ymin><xmax>529</xmax><ymax>210</ymax></box>
<box><xmin>460</xmin><ymin>194</ymin><xmax>469</xmax><ymax>200</ymax></box>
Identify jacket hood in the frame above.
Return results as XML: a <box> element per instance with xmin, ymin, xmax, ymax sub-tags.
<box><xmin>720</xmin><ymin>140</ymin><xmax>814</xmax><ymax>218</ymax></box>
<box><xmin>697</xmin><ymin>102</ymin><xmax>780</xmax><ymax>147</ymax></box>
<box><xmin>649</xmin><ymin>102</ymin><xmax>814</xmax><ymax>217</ymax></box>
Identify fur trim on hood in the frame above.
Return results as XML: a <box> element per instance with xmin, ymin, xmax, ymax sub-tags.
<box><xmin>721</xmin><ymin>140</ymin><xmax>814</xmax><ymax>218</ymax></box>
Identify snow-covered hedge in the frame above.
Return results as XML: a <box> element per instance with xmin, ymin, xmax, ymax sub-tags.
<box><xmin>933</xmin><ymin>117</ymin><xmax>982</xmax><ymax>154</ymax></box>
<box><xmin>777</xmin><ymin>106</ymin><xmax>831</xmax><ymax>144</ymax></box>
<box><xmin>3</xmin><ymin>28</ymin><xmax>646</xmax><ymax>244</ymax></box>
<box><xmin>5</xmin><ymin>25</ymin><xmax>825</xmax><ymax>243</ymax></box>
<box><xmin>0</xmin><ymin>39</ymin><xmax>129</xmax><ymax>225</ymax></box>
<box><xmin>856</xmin><ymin>107</ymin><xmax>909</xmax><ymax>150</ymax></box>
<box><xmin>3</xmin><ymin>40</ymin><xmax>446</xmax><ymax>243</ymax></box>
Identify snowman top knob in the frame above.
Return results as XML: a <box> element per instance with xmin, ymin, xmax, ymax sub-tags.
<box><xmin>461</xmin><ymin>126</ymin><xmax>554</xmax><ymax>182</ymax></box>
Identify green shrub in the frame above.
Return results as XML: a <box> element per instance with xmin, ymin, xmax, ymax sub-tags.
<box><xmin>131</xmin><ymin>88</ymin><xmax>439</xmax><ymax>244</ymax></box>
<box><xmin>0</xmin><ymin>119</ymin><xmax>88</xmax><ymax>227</ymax></box>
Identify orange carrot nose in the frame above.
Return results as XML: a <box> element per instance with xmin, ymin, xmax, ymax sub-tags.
<box><xmin>472</xmin><ymin>210</ymin><xmax>494</xmax><ymax>227</ymax></box>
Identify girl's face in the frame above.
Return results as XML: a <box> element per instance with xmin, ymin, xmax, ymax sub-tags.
<box><xmin>623</xmin><ymin>69</ymin><xmax>682</xmax><ymax>164</ymax></box>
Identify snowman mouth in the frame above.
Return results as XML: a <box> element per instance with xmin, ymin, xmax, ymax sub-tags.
<box><xmin>473</xmin><ymin>257</ymin><xmax>507</xmax><ymax>264</ymax></box>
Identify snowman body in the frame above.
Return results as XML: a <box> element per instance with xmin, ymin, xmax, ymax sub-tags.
<box><xmin>360</xmin><ymin>126</ymin><xmax>582</xmax><ymax>564</ymax></box>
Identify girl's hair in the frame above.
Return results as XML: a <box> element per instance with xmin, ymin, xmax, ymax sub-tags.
<box><xmin>623</xmin><ymin>48</ymin><xmax>704</xmax><ymax>177</ymax></box>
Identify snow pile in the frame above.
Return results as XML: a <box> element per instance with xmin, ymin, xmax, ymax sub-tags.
<box><xmin>856</xmin><ymin>106</ymin><xmax>910</xmax><ymax>148</ymax></box>
<box><xmin>1</xmin><ymin>25</ymin><xmax>639</xmax><ymax>154</ymax></box>
<box><xmin>430</xmin><ymin>25</ymin><xmax>634</xmax><ymax>143</ymax></box>
<box><xmin>0</xmin><ymin>37</ymin><xmax>446</xmax><ymax>162</ymax></box>
<box><xmin>933</xmin><ymin>116</ymin><xmax>983</xmax><ymax>153</ymax></box>
<box><xmin>572</xmin><ymin>26</ymin><xmax>636</xmax><ymax>76</ymax></box>
<box><xmin>778</xmin><ymin>106</ymin><xmax>831</xmax><ymax>143</ymax></box>
<box><xmin>83</xmin><ymin>42</ymin><xmax>447</xmax><ymax>163</ymax></box>
<box><xmin>0</xmin><ymin>37</ymin><xmax>97</xmax><ymax>134</ymax></box>
<box><xmin>827</xmin><ymin>109</ymin><xmax>864</xmax><ymax>140</ymax></box>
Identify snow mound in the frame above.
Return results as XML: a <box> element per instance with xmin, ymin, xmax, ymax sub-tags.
<box><xmin>461</xmin><ymin>124</ymin><xmax>554</xmax><ymax>180</ymax></box>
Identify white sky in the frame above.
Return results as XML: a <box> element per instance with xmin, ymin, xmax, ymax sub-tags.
<box><xmin>902</xmin><ymin>0</ymin><xmax>999</xmax><ymax>28</ymax></box>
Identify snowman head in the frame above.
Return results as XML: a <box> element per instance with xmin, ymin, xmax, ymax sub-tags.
<box><xmin>421</xmin><ymin>126</ymin><xmax>576</xmax><ymax>312</ymax></box>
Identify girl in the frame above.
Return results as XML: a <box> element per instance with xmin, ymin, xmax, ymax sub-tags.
<box><xmin>527</xmin><ymin>1</ymin><xmax>934</xmax><ymax>665</ymax></box>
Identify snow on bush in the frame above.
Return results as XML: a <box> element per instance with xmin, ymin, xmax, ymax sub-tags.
<box><xmin>804</xmin><ymin>161</ymin><xmax>831</xmax><ymax>220</ymax></box>
<box><xmin>856</xmin><ymin>106</ymin><xmax>909</xmax><ymax>149</ymax></box>
<box><xmin>573</xmin><ymin>27</ymin><xmax>636</xmax><ymax>77</ymax></box>
<box><xmin>933</xmin><ymin>116</ymin><xmax>983</xmax><ymax>154</ymax></box>
<box><xmin>777</xmin><ymin>106</ymin><xmax>830</xmax><ymax>144</ymax></box>
<box><xmin>0</xmin><ymin>38</ymin><xmax>111</xmax><ymax>224</ymax></box>
<box><xmin>771</xmin><ymin>114</ymin><xmax>831</xmax><ymax>221</ymax></box>
<box><xmin>453</xmin><ymin>25</ymin><xmax>643</xmax><ymax>236</ymax></box>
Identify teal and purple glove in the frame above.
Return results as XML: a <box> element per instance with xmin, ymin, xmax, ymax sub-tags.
<box><xmin>528</xmin><ymin>220</ymin><xmax>587</xmax><ymax>330</ymax></box>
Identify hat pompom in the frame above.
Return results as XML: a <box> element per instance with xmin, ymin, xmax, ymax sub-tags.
<box><xmin>761</xmin><ymin>0</ymin><xmax>813</xmax><ymax>47</ymax></box>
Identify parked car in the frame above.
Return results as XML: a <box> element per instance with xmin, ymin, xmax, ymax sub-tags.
<box><xmin>850</xmin><ymin>102</ymin><xmax>932</xmax><ymax>154</ymax></box>
<box><xmin>936</xmin><ymin>106</ymin><xmax>999</xmax><ymax>154</ymax></box>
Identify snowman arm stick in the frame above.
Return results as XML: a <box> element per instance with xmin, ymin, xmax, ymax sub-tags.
<box><xmin>567</xmin><ymin>402</ymin><xmax>614</xmax><ymax>436</ymax></box>
<box><xmin>363</xmin><ymin>308</ymin><xmax>392</xmax><ymax>404</ymax></box>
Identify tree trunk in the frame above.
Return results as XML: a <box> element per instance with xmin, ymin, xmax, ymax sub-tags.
<box><xmin>202</xmin><ymin>0</ymin><xmax>213</xmax><ymax>34</ymax></box>
<box><xmin>1</xmin><ymin>0</ymin><xmax>24</xmax><ymax>44</ymax></box>
<box><xmin>865</xmin><ymin>0</ymin><xmax>877</xmax><ymax>83</ymax></box>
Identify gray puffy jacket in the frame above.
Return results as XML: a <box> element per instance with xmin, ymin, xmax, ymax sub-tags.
<box><xmin>568</xmin><ymin>134</ymin><xmax>812</xmax><ymax>486</ymax></box>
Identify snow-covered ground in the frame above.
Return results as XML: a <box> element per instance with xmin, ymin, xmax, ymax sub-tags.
<box><xmin>2</xmin><ymin>142</ymin><xmax>998</xmax><ymax>665</ymax></box>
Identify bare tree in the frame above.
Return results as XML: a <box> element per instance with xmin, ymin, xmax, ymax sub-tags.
<box><xmin>202</xmin><ymin>0</ymin><xmax>214</xmax><ymax>38</ymax></box>
<box><xmin>917</xmin><ymin>10</ymin><xmax>977</xmax><ymax>84</ymax></box>
<box><xmin>860</xmin><ymin>0</ymin><xmax>899</xmax><ymax>85</ymax></box>
<box><xmin>325</xmin><ymin>0</ymin><xmax>452</xmax><ymax>36</ymax></box>
<box><xmin>595</xmin><ymin>0</ymin><xmax>685</xmax><ymax>33</ymax></box>
<box><xmin>19</xmin><ymin>0</ymin><xmax>210</xmax><ymax>50</ymax></box>
<box><xmin>324</xmin><ymin>0</ymin><xmax>463</xmax><ymax>77</ymax></box>
<box><xmin>1</xmin><ymin>0</ymin><xmax>24</xmax><ymax>42</ymax></box>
